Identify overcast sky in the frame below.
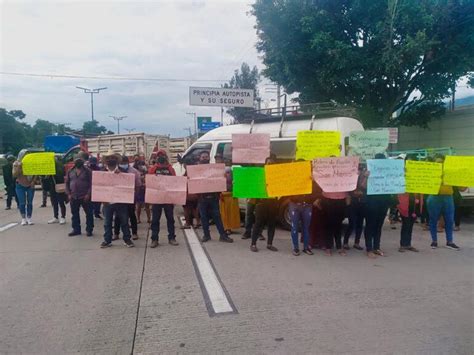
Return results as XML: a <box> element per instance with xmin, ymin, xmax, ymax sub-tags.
<box><xmin>1</xmin><ymin>0</ymin><xmax>473</xmax><ymax>137</ymax></box>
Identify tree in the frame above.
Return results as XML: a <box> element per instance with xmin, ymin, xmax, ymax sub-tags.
<box><xmin>252</xmin><ymin>0</ymin><xmax>474</xmax><ymax>127</ymax></box>
<box><xmin>224</xmin><ymin>62</ymin><xmax>260</xmax><ymax>122</ymax></box>
<box><xmin>82</xmin><ymin>120</ymin><xmax>110</xmax><ymax>135</ymax></box>
<box><xmin>0</xmin><ymin>108</ymin><xmax>32</xmax><ymax>154</ymax></box>
<box><xmin>31</xmin><ymin>119</ymin><xmax>67</xmax><ymax>146</ymax></box>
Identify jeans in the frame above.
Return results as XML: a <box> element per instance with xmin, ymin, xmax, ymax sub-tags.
<box><xmin>343</xmin><ymin>200</ymin><xmax>365</xmax><ymax>245</ymax></box>
<box><xmin>365</xmin><ymin>196</ymin><xmax>390</xmax><ymax>252</ymax></box>
<box><xmin>198</xmin><ymin>197</ymin><xmax>226</xmax><ymax>239</ymax></box>
<box><xmin>151</xmin><ymin>204</ymin><xmax>175</xmax><ymax>241</ymax></box>
<box><xmin>427</xmin><ymin>195</ymin><xmax>454</xmax><ymax>243</ymax></box>
<box><xmin>244</xmin><ymin>202</ymin><xmax>256</xmax><ymax>236</ymax></box>
<box><xmin>92</xmin><ymin>202</ymin><xmax>102</xmax><ymax>217</ymax></box>
<box><xmin>400</xmin><ymin>216</ymin><xmax>415</xmax><ymax>247</ymax></box>
<box><xmin>289</xmin><ymin>202</ymin><xmax>312</xmax><ymax>250</ymax></box>
<box><xmin>15</xmin><ymin>184</ymin><xmax>35</xmax><ymax>218</ymax></box>
<box><xmin>114</xmin><ymin>204</ymin><xmax>138</xmax><ymax>235</ymax></box>
<box><xmin>50</xmin><ymin>190</ymin><xmax>66</xmax><ymax>219</ymax></box>
<box><xmin>70</xmin><ymin>198</ymin><xmax>94</xmax><ymax>234</ymax></box>
<box><xmin>103</xmin><ymin>203</ymin><xmax>130</xmax><ymax>243</ymax></box>
<box><xmin>251</xmin><ymin>199</ymin><xmax>278</xmax><ymax>245</ymax></box>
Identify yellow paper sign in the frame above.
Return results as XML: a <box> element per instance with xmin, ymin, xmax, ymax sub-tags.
<box><xmin>405</xmin><ymin>160</ymin><xmax>442</xmax><ymax>194</ymax></box>
<box><xmin>265</xmin><ymin>161</ymin><xmax>312</xmax><ymax>197</ymax></box>
<box><xmin>295</xmin><ymin>130</ymin><xmax>341</xmax><ymax>160</ymax></box>
<box><xmin>21</xmin><ymin>152</ymin><xmax>56</xmax><ymax>176</ymax></box>
<box><xmin>443</xmin><ymin>156</ymin><xmax>474</xmax><ymax>187</ymax></box>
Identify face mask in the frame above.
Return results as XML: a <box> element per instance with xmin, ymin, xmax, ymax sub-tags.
<box><xmin>107</xmin><ymin>164</ymin><xmax>117</xmax><ymax>171</ymax></box>
<box><xmin>74</xmin><ymin>159</ymin><xmax>84</xmax><ymax>168</ymax></box>
<box><xmin>157</xmin><ymin>157</ymin><xmax>167</xmax><ymax>164</ymax></box>
<box><xmin>200</xmin><ymin>158</ymin><xmax>210</xmax><ymax>164</ymax></box>
<box><xmin>119</xmin><ymin>164</ymin><xmax>129</xmax><ymax>170</ymax></box>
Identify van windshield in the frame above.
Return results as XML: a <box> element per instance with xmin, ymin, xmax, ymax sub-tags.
<box><xmin>182</xmin><ymin>143</ymin><xmax>212</xmax><ymax>165</ymax></box>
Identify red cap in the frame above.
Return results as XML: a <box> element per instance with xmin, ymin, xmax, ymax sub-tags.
<box><xmin>156</xmin><ymin>149</ymin><xmax>168</xmax><ymax>157</ymax></box>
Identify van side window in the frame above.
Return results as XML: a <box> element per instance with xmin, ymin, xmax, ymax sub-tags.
<box><xmin>216</xmin><ymin>142</ymin><xmax>232</xmax><ymax>162</ymax></box>
<box><xmin>270</xmin><ymin>140</ymin><xmax>296</xmax><ymax>161</ymax></box>
<box><xmin>183</xmin><ymin>143</ymin><xmax>212</xmax><ymax>164</ymax></box>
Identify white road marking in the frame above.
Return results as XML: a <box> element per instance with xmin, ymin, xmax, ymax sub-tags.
<box><xmin>0</xmin><ymin>223</ymin><xmax>19</xmax><ymax>232</ymax></box>
<box><xmin>180</xmin><ymin>217</ymin><xmax>234</xmax><ymax>314</ymax></box>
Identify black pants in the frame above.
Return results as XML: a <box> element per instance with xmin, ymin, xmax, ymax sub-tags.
<box><xmin>50</xmin><ymin>190</ymin><xmax>66</xmax><ymax>219</ymax></box>
<box><xmin>70</xmin><ymin>198</ymin><xmax>94</xmax><ymax>234</ymax></box>
<box><xmin>365</xmin><ymin>197</ymin><xmax>390</xmax><ymax>252</ymax></box>
<box><xmin>151</xmin><ymin>204</ymin><xmax>175</xmax><ymax>241</ymax></box>
<box><xmin>343</xmin><ymin>201</ymin><xmax>365</xmax><ymax>245</ymax></box>
<box><xmin>251</xmin><ymin>200</ymin><xmax>277</xmax><ymax>245</ymax></box>
<box><xmin>400</xmin><ymin>216</ymin><xmax>415</xmax><ymax>247</ymax></box>
<box><xmin>114</xmin><ymin>203</ymin><xmax>137</xmax><ymax>235</ymax></box>
<box><xmin>104</xmin><ymin>203</ymin><xmax>130</xmax><ymax>243</ymax></box>
<box><xmin>244</xmin><ymin>202</ymin><xmax>256</xmax><ymax>236</ymax></box>
<box><xmin>322</xmin><ymin>198</ymin><xmax>346</xmax><ymax>250</ymax></box>
<box><xmin>6</xmin><ymin>186</ymin><xmax>18</xmax><ymax>208</ymax></box>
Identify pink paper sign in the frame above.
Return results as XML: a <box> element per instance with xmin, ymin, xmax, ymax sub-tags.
<box><xmin>145</xmin><ymin>175</ymin><xmax>187</xmax><ymax>205</ymax></box>
<box><xmin>91</xmin><ymin>171</ymin><xmax>135</xmax><ymax>203</ymax></box>
<box><xmin>313</xmin><ymin>157</ymin><xmax>360</xmax><ymax>192</ymax></box>
<box><xmin>186</xmin><ymin>163</ymin><xmax>227</xmax><ymax>194</ymax></box>
<box><xmin>232</xmin><ymin>133</ymin><xmax>270</xmax><ymax>164</ymax></box>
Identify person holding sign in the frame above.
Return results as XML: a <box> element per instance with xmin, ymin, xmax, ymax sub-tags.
<box><xmin>148</xmin><ymin>150</ymin><xmax>179</xmax><ymax>248</ymax></box>
<box><xmin>215</xmin><ymin>153</ymin><xmax>240</xmax><ymax>235</ymax></box>
<box><xmin>12</xmin><ymin>151</ymin><xmax>36</xmax><ymax>226</ymax></box>
<box><xmin>426</xmin><ymin>155</ymin><xmax>460</xmax><ymax>250</ymax></box>
<box><xmin>196</xmin><ymin>151</ymin><xmax>233</xmax><ymax>243</ymax></box>
<box><xmin>65</xmin><ymin>153</ymin><xmax>94</xmax><ymax>237</ymax></box>
<box><xmin>46</xmin><ymin>156</ymin><xmax>67</xmax><ymax>225</ymax></box>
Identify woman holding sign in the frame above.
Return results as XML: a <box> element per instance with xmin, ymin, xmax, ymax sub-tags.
<box><xmin>12</xmin><ymin>152</ymin><xmax>36</xmax><ymax>226</ymax></box>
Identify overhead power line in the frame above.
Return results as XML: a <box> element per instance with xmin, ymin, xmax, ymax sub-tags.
<box><xmin>0</xmin><ymin>71</ymin><xmax>228</xmax><ymax>83</ymax></box>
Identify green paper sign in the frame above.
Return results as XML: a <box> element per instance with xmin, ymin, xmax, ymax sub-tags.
<box><xmin>232</xmin><ymin>167</ymin><xmax>268</xmax><ymax>198</ymax></box>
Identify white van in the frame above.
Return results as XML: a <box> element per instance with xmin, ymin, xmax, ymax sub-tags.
<box><xmin>174</xmin><ymin>116</ymin><xmax>364</xmax><ymax>228</ymax></box>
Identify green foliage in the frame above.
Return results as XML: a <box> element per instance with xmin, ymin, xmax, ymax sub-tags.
<box><xmin>82</xmin><ymin>120</ymin><xmax>110</xmax><ymax>135</ymax></box>
<box><xmin>0</xmin><ymin>108</ymin><xmax>31</xmax><ymax>154</ymax></box>
<box><xmin>252</xmin><ymin>0</ymin><xmax>474</xmax><ymax>127</ymax></box>
<box><xmin>224</xmin><ymin>62</ymin><xmax>260</xmax><ymax>121</ymax></box>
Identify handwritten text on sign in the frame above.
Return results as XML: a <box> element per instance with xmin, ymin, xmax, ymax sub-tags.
<box><xmin>186</xmin><ymin>163</ymin><xmax>227</xmax><ymax>194</ymax></box>
<box><xmin>265</xmin><ymin>161</ymin><xmax>312</xmax><ymax>197</ymax></box>
<box><xmin>443</xmin><ymin>156</ymin><xmax>474</xmax><ymax>187</ymax></box>
<box><xmin>295</xmin><ymin>130</ymin><xmax>341</xmax><ymax>160</ymax></box>
<box><xmin>405</xmin><ymin>160</ymin><xmax>442</xmax><ymax>195</ymax></box>
<box><xmin>91</xmin><ymin>171</ymin><xmax>135</xmax><ymax>203</ymax></box>
<box><xmin>232</xmin><ymin>133</ymin><xmax>270</xmax><ymax>164</ymax></box>
<box><xmin>367</xmin><ymin>159</ymin><xmax>405</xmax><ymax>195</ymax></box>
<box><xmin>21</xmin><ymin>152</ymin><xmax>56</xmax><ymax>175</ymax></box>
<box><xmin>313</xmin><ymin>157</ymin><xmax>359</xmax><ymax>193</ymax></box>
<box><xmin>348</xmin><ymin>130</ymin><xmax>389</xmax><ymax>160</ymax></box>
<box><xmin>145</xmin><ymin>175</ymin><xmax>187</xmax><ymax>205</ymax></box>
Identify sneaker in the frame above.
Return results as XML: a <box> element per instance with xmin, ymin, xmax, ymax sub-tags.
<box><xmin>446</xmin><ymin>242</ymin><xmax>460</xmax><ymax>251</ymax></box>
<box><xmin>398</xmin><ymin>247</ymin><xmax>407</xmax><ymax>253</ymax></box>
<box><xmin>100</xmin><ymin>241</ymin><xmax>111</xmax><ymax>248</ymax></box>
<box><xmin>21</xmin><ymin>218</ymin><xmax>27</xmax><ymax>226</ymax></box>
<box><xmin>86</xmin><ymin>231</ymin><xmax>93</xmax><ymax>237</ymax></box>
<box><xmin>123</xmin><ymin>240</ymin><xmax>135</xmax><ymax>248</ymax></box>
<box><xmin>48</xmin><ymin>218</ymin><xmax>59</xmax><ymax>224</ymax></box>
<box><xmin>430</xmin><ymin>241</ymin><xmax>438</xmax><ymax>249</ymax></box>
<box><xmin>5</xmin><ymin>206</ymin><xmax>11</xmax><ymax>210</ymax></box>
<box><xmin>303</xmin><ymin>249</ymin><xmax>314</xmax><ymax>255</ymax></box>
<box><xmin>169</xmin><ymin>239</ymin><xmax>179</xmax><ymax>246</ymax></box>
<box><xmin>132</xmin><ymin>234</ymin><xmax>139</xmax><ymax>240</ymax></box>
<box><xmin>241</xmin><ymin>233</ymin><xmax>250</xmax><ymax>240</ymax></box>
<box><xmin>201</xmin><ymin>235</ymin><xmax>211</xmax><ymax>243</ymax></box>
<box><xmin>219</xmin><ymin>235</ymin><xmax>234</xmax><ymax>243</ymax></box>
<box><xmin>26</xmin><ymin>218</ymin><xmax>34</xmax><ymax>225</ymax></box>
<box><xmin>267</xmin><ymin>245</ymin><xmax>278</xmax><ymax>252</ymax></box>
<box><xmin>59</xmin><ymin>217</ymin><xmax>66</xmax><ymax>225</ymax></box>
<box><xmin>292</xmin><ymin>249</ymin><xmax>300</xmax><ymax>256</ymax></box>
<box><xmin>68</xmin><ymin>231</ymin><xmax>81</xmax><ymax>237</ymax></box>
<box><xmin>250</xmin><ymin>245</ymin><xmax>258</xmax><ymax>252</ymax></box>
<box><xmin>406</xmin><ymin>246</ymin><xmax>419</xmax><ymax>252</ymax></box>
<box><xmin>353</xmin><ymin>244</ymin><xmax>363</xmax><ymax>251</ymax></box>
<box><xmin>150</xmin><ymin>240</ymin><xmax>159</xmax><ymax>248</ymax></box>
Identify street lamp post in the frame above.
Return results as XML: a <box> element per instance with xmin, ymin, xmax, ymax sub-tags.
<box><xmin>109</xmin><ymin>115</ymin><xmax>127</xmax><ymax>134</ymax></box>
<box><xmin>186</xmin><ymin>112</ymin><xmax>197</xmax><ymax>137</ymax></box>
<box><xmin>76</xmin><ymin>86</ymin><xmax>107</xmax><ymax>121</ymax></box>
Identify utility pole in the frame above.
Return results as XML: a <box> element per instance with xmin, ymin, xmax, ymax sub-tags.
<box><xmin>76</xmin><ymin>86</ymin><xmax>107</xmax><ymax>121</ymax></box>
<box><xmin>109</xmin><ymin>115</ymin><xmax>127</xmax><ymax>134</ymax></box>
<box><xmin>186</xmin><ymin>112</ymin><xmax>197</xmax><ymax>137</ymax></box>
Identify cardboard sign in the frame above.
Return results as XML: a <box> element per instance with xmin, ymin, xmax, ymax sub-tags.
<box><xmin>232</xmin><ymin>167</ymin><xmax>268</xmax><ymax>198</ymax></box>
<box><xmin>443</xmin><ymin>156</ymin><xmax>474</xmax><ymax>187</ymax></box>
<box><xmin>232</xmin><ymin>133</ymin><xmax>270</xmax><ymax>164</ymax></box>
<box><xmin>405</xmin><ymin>160</ymin><xmax>442</xmax><ymax>194</ymax></box>
<box><xmin>145</xmin><ymin>175</ymin><xmax>187</xmax><ymax>205</ymax></box>
<box><xmin>21</xmin><ymin>152</ymin><xmax>56</xmax><ymax>175</ymax></box>
<box><xmin>348</xmin><ymin>130</ymin><xmax>389</xmax><ymax>160</ymax></box>
<box><xmin>91</xmin><ymin>171</ymin><xmax>135</xmax><ymax>203</ymax></box>
<box><xmin>265</xmin><ymin>161</ymin><xmax>312</xmax><ymax>197</ymax></box>
<box><xmin>313</xmin><ymin>157</ymin><xmax>359</xmax><ymax>193</ymax></box>
<box><xmin>367</xmin><ymin>159</ymin><xmax>405</xmax><ymax>195</ymax></box>
<box><xmin>295</xmin><ymin>130</ymin><xmax>341</xmax><ymax>160</ymax></box>
<box><xmin>186</xmin><ymin>163</ymin><xmax>227</xmax><ymax>194</ymax></box>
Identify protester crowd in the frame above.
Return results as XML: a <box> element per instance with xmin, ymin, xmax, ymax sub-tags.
<box><xmin>3</xmin><ymin>149</ymin><xmax>467</xmax><ymax>258</ymax></box>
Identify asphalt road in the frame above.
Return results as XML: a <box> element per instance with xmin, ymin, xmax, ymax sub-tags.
<box><xmin>0</xmin><ymin>198</ymin><xmax>473</xmax><ymax>354</ymax></box>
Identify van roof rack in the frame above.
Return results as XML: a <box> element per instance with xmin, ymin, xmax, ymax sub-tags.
<box><xmin>239</xmin><ymin>102</ymin><xmax>356</xmax><ymax>124</ymax></box>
